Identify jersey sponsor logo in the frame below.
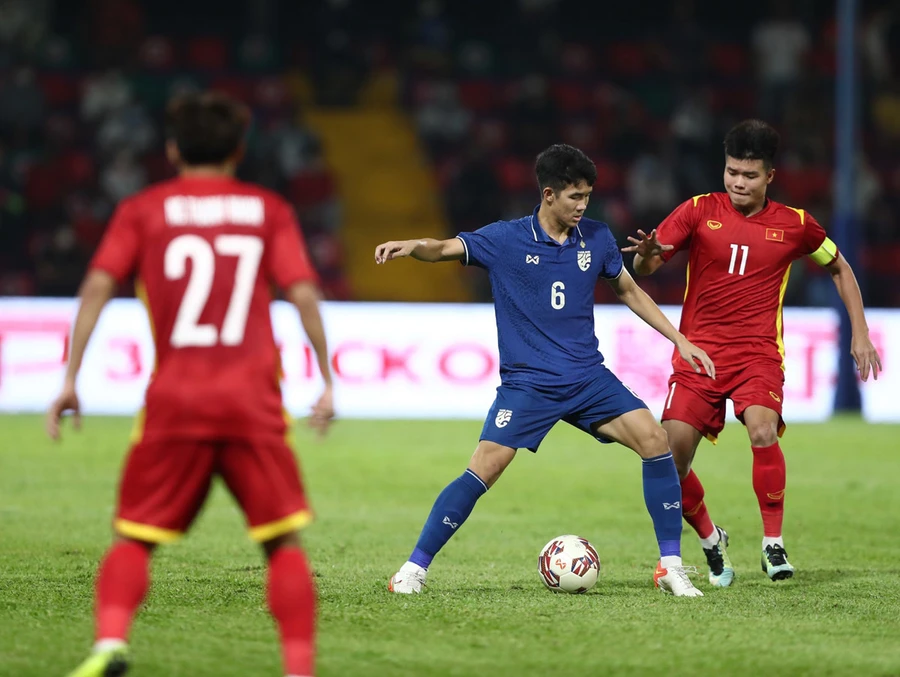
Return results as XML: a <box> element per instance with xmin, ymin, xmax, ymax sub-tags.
<box><xmin>495</xmin><ymin>408</ymin><xmax>513</xmax><ymax>427</ymax></box>
<box><xmin>706</xmin><ymin>220</ymin><xmax>723</xmax><ymax>230</ymax></box>
<box><xmin>769</xmin><ymin>390</ymin><xmax>782</xmax><ymax>402</ymax></box>
<box><xmin>164</xmin><ymin>195</ymin><xmax>264</xmax><ymax>227</ymax></box>
<box><xmin>577</xmin><ymin>250</ymin><xmax>591</xmax><ymax>271</ymax></box>
<box><xmin>766</xmin><ymin>228</ymin><xmax>785</xmax><ymax>242</ymax></box>
<box><xmin>663</xmin><ymin>501</ymin><xmax>681</xmax><ymax>510</ymax></box>
<box><xmin>525</xmin><ymin>254</ymin><xmax>540</xmax><ymax>265</ymax></box>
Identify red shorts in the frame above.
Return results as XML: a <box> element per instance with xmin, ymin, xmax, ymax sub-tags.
<box><xmin>114</xmin><ymin>437</ymin><xmax>312</xmax><ymax>544</ymax></box>
<box><xmin>661</xmin><ymin>363</ymin><xmax>786</xmax><ymax>442</ymax></box>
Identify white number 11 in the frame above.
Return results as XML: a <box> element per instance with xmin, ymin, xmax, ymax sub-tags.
<box><xmin>728</xmin><ymin>244</ymin><xmax>749</xmax><ymax>275</ymax></box>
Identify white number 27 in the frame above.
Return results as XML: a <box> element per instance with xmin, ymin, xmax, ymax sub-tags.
<box><xmin>165</xmin><ymin>234</ymin><xmax>264</xmax><ymax>347</ymax></box>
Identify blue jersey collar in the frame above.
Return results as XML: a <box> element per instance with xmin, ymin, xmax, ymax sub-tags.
<box><xmin>530</xmin><ymin>205</ymin><xmax>584</xmax><ymax>245</ymax></box>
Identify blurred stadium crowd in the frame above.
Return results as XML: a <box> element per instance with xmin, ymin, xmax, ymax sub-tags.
<box><xmin>0</xmin><ymin>0</ymin><xmax>898</xmax><ymax>306</ymax></box>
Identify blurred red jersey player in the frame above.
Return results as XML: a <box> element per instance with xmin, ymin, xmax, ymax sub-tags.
<box><xmin>48</xmin><ymin>92</ymin><xmax>333</xmax><ymax>677</ymax></box>
<box><xmin>624</xmin><ymin>119</ymin><xmax>881</xmax><ymax>587</ymax></box>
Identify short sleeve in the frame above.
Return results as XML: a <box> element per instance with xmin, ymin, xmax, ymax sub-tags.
<box><xmin>799</xmin><ymin>211</ymin><xmax>828</xmax><ymax>255</ymax></box>
<box><xmin>600</xmin><ymin>229</ymin><xmax>624</xmax><ymax>279</ymax></box>
<box><xmin>266</xmin><ymin>200</ymin><xmax>319</xmax><ymax>288</ymax></box>
<box><xmin>798</xmin><ymin>211</ymin><xmax>838</xmax><ymax>265</ymax></box>
<box><xmin>656</xmin><ymin>198</ymin><xmax>702</xmax><ymax>262</ymax></box>
<box><xmin>90</xmin><ymin>198</ymin><xmax>141</xmax><ymax>282</ymax></box>
<box><xmin>457</xmin><ymin>221</ymin><xmax>505</xmax><ymax>270</ymax></box>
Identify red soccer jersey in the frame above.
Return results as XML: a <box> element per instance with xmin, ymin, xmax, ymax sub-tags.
<box><xmin>90</xmin><ymin>175</ymin><xmax>318</xmax><ymax>441</ymax></box>
<box><xmin>656</xmin><ymin>192</ymin><xmax>836</xmax><ymax>371</ymax></box>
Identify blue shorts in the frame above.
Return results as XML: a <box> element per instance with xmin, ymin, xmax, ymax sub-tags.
<box><xmin>480</xmin><ymin>365</ymin><xmax>647</xmax><ymax>452</ymax></box>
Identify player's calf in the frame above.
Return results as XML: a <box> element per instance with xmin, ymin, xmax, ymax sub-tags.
<box><xmin>388</xmin><ymin>467</ymin><xmax>489</xmax><ymax>593</ymax></box>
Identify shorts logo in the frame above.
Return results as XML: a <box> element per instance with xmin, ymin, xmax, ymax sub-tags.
<box><xmin>707</xmin><ymin>220</ymin><xmax>723</xmax><ymax>230</ymax></box>
<box><xmin>769</xmin><ymin>391</ymin><xmax>782</xmax><ymax>403</ymax></box>
<box><xmin>577</xmin><ymin>250</ymin><xmax>591</xmax><ymax>271</ymax></box>
<box><xmin>663</xmin><ymin>502</ymin><xmax>681</xmax><ymax>510</ymax></box>
<box><xmin>495</xmin><ymin>409</ymin><xmax>513</xmax><ymax>427</ymax></box>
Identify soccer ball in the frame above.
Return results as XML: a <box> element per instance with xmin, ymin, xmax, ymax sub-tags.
<box><xmin>538</xmin><ymin>534</ymin><xmax>601</xmax><ymax>593</ymax></box>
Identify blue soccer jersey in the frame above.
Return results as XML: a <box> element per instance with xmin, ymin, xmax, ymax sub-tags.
<box><xmin>457</xmin><ymin>206</ymin><xmax>624</xmax><ymax>388</ymax></box>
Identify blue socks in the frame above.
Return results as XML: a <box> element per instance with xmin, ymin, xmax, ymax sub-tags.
<box><xmin>409</xmin><ymin>469</ymin><xmax>488</xmax><ymax>569</ymax></box>
<box><xmin>642</xmin><ymin>452</ymin><xmax>683</xmax><ymax>559</ymax></box>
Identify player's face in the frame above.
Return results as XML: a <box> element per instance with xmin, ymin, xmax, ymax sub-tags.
<box><xmin>546</xmin><ymin>181</ymin><xmax>592</xmax><ymax>228</ymax></box>
<box><xmin>724</xmin><ymin>157</ymin><xmax>774</xmax><ymax>213</ymax></box>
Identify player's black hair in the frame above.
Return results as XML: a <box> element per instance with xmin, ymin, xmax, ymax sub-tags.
<box><xmin>534</xmin><ymin>144</ymin><xmax>597</xmax><ymax>194</ymax></box>
<box><xmin>723</xmin><ymin>119</ymin><xmax>780</xmax><ymax>169</ymax></box>
<box><xmin>165</xmin><ymin>92</ymin><xmax>250</xmax><ymax>166</ymax></box>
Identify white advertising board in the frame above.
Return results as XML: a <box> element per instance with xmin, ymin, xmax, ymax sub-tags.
<box><xmin>0</xmin><ymin>298</ymin><xmax>894</xmax><ymax>422</ymax></box>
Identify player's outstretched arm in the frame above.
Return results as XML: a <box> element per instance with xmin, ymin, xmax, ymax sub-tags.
<box><xmin>606</xmin><ymin>269</ymin><xmax>716</xmax><ymax>379</ymax></box>
<box><xmin>825</xmin><ymin>253</ymin><xmax>882</xmax><ymax>381</ymax></box>
<box><xmin>286</xmin><ymin>281</ymin><xmax>335</xmax><ymax>436</ymax></box>
<box><xmin>46</xmin><ymin>270</ymin><xmax>117</xmax><ymax>440</ymax></box>
<box><xmin>374</xmin><ymin>237</ymin><xmax>465</xmax><ymax>264</ymax></box>
<box><xmin>621</xmin><ymin>229</ymin><xmax>673</xmax><ymax>276</ymax></box>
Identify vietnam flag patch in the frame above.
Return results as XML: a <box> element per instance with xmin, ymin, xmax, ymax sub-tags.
<box><xmin>766</xmin><ymin>228</ymin><xmax>785</xmax><ymax>242</ymax></box>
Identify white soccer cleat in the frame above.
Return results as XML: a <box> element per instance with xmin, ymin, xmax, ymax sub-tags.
<box><xmin>654</xmin><ymin>561</ymin><xmax>704</xmax><ymax>597</ymax></box>
<box><xmin>388</xmin><ymin>561</ymin><xmax>427</xmax><ymax>594</ymax></box>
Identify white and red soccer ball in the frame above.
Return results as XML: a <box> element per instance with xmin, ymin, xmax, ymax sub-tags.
<box><xmin>538</xmin><ymin>534</ymin><xmax>601</xmax><ymax>593</ymax></box>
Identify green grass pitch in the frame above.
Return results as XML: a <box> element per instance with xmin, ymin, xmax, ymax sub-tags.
<box><xmin>2</xmin><ymin>415</ymin><xmax>900</xmax><ymax>676</ymax></box>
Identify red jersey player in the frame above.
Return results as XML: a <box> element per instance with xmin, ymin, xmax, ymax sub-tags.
<box><xmin>624</xmin><ymin>119</ymin><xmax>881</xmax><ymax>587</ymax></box>
<box><xmin>46</xmin><ymin>93</ymin><xmax>333</xmax><ymax>677</ymax></box>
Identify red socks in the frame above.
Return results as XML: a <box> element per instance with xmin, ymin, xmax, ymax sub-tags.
<box><xmin>94</xmin><ymin>539</ymin><xmax>316</xmax><ymax>674</ymax></box>
<box><xmin>680</xmin><ymin>469</ymin><xmax>716</xmax><ymax>540</ymax></box>
<box><xmin>268</xmin><ymin>547</ymin><xmax>317</xmax><ymax>677</ymax></box>
<box><xmin>752</xmin><ymin>442</ymin><xmax>786</xmax><ymax>537</ymax></box>
<box><xmin>95</xmin><ymin>540</ymin><xmax>151</xmax><ymax>642</ymax></box>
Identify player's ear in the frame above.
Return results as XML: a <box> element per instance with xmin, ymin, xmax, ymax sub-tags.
<box><xmin>165</xmin><ymin>140</ymin><xmax>181</xmax><ymax>168</ymax></box>
<box><xmin>766</xmin><ymin>167</ymin><xmax>776</xmax><ymax>184</ymax></box>
<box><xmin>230</xmin><ymin>142</ymin><xmax>247</xmax><ymax>169</ymax></box>
<box><xmin>542</xmin><ymin>186</ymin><xmax>555</xmax><ymax>203</ymax></box>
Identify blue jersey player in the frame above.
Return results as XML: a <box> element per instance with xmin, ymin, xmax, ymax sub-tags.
<box><xmin>374</xmin><ymin>145</ymin><xmax>716</xmax><ymax>596</ymax></box>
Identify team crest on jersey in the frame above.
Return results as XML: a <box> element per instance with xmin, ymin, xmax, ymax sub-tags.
<box><xmin>707</xmin><ymin>220</ymin><xmax>722</xmax><ymax>230</ymax></box>
<box><xmin>577</xmin><ymin>250</ymin><xmax>591</xmax><ymax>271</ymax></box>
<box><xmin>495</xmin><ymin>409</ymin><xmax>513</xmax><ymax>428</ymax></box>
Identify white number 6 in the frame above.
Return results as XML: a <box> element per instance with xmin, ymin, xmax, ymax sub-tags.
<box><xmin>551</xmin><ymin>281</ymin><xmax>566</xmax><ymax>310</ymax></box>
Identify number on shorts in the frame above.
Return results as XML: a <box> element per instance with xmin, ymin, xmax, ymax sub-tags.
<box><xmin>665</xmin><ymin>383</ymin><xmax>677</xmax><ymax>410</ymax></box>
<box><xmin>165</xmin><ymin>234</ymin><xmax>264</xmax><ymax>347</ymax></box>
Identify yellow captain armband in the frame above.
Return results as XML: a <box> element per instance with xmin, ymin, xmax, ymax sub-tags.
<box><xmin>810</xmin><ymin>237</ymin><xmax>839</xmax><ymax>266</ymax></box>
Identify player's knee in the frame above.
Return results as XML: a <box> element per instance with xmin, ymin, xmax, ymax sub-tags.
<box><xmin>672</xmin><ymin>451</ymin><xmax>692</xmax><ymax>479</ymax></box>
<box><xmin>262</xmin><ymin>531</ymin><xmax>301</xmax><ymax>559</ymax></box>
<box><xmin>469</xmin><ymin>442</ymin><xmax>515</xmax><ymax>488</ymax></box>
<box><xmin>747</xmin><ymin>422</ymin><xmax>778</xmax><ymax>447</ymax></box>
<box><xmin>637</xmin><ymin>425</ymin><xmax>670</xmax><ymax>458</ymax></box>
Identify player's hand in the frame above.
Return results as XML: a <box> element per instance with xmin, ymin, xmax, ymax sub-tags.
<box><xmin>851</xmin><ymin>334</ymin><xmax>882</xmax><ymax>382</ymax></box>
<box><xmin>46</xmin><ymin>381</ymin><xmax>82</xmax><ymax>440</ymax></box>
<box><xmin>675</xmin><ymin>338</ymin><xmax>716</xmax><ymax>380</ymax></box>
<box><xmin>375</xmin><ymin>240</ymin><xmax>417</xmax><ymax>264</ymax></box>
<box><xmin>621</xmin><ymin>229</ymin><xmax>674</xmax><ymax>258</ymax></box>
<box><xmin>308</xmin><ymin>385</ymin><xmax>335</xmax><ymax>438</ymax></box>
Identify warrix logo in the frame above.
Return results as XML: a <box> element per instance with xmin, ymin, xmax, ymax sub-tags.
<box><xmin>526</xmin><ymin>254</ymin><xmax>540</xmax><ymax>265</ymax></box>
<box><xmin>443</xmin><ymin>516</ymin><xmax>459</xmax><ymax>529</ymax></box>
<box><xmin>663</xmin><ymin>502</ymin><xmax>681</xmax><ymax>510</ymax></box>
